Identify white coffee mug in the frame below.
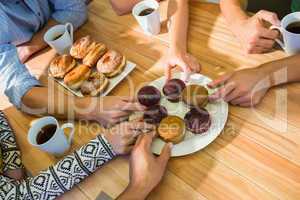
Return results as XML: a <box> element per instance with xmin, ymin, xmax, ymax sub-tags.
<box><xmin>132</xmin><ymin>0</ymin><xmax>161</xmax><ymax>35</ymax></box>
<box><xmin>44</xmin><ymin>23</ymin><xmax>74</xmax><ymax>55</ymax></box>
<box><xmin>271</xmin><ymin>12</ymin><xmax>300</xmax><ymax>55</ymax></box>
<box><xmin>28</xmin><ymin>116</ymin><xmax>75</xmax><ymax>156</ymax></box>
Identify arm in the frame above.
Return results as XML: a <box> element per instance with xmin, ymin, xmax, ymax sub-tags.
<box><xmin>220</xmin><ymin>0</ymin><xmax>280</xmax><ymax>54</ymax></box>
<box><xmin>164</xmin><ymin>0</ymin><xmax>200</xmax><ymax>81</ymax></box>
<box><xmin>109</xmin><ymin>0</ymin><xmax>142</xmax><ymax>15</ymax></box>
<box><xmin>0</xmin><ymin>135</ymin><xmax>116</xmax><ymax>199</ymax></box>
<box><xmin>0</xmin><ymin>111</ymin><xmax>22</xmax><ymax>172</ymax></box>
<box><xmin>208</xmin><ymin>54</ymin><xmax>300</xmax><ymax>107</ymax></box>
<box><xmin>17</xmin><ymin>0</ymin><xmax>88</xmax><ymax>63</ymax></box>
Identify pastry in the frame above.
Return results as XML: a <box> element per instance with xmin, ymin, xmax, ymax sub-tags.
<box><xmin>143</xmin><ymin>105</ymin><xmax>168</xmax><ymax>124</ymax></box>
<box><xmin>80</xmin><ymin>72</ymin><xmax>109</xmax><ymax>96</ymax></box>
<box><xmin>158</xmin><ymin>116</ymin><xmax>186</xmax><ymax>144</ymax></box>
<box><xmin>49</xmin><ymin>54</ymin><xmax>76</xmax><ymax>78</ymax></box>
<box><xmin>64</xmin><ymin>64</ymin><xmax>91</xmax><ymax>90</ymax></box>
<box><xmin>97</xmin><ymin>50</ymin><xmax>126</xmax><ymax>77</ymax></box>
<box><xmin>184</xmin><ymin>108</ymin><xmax>211</xmax><ymax>134</ymax></box>
<box><xmin>163</xmin><ymin>78</ymin><xmax>186</xmax><ymax>102</ymax></box>
<box><xmin>182</xmin><ymin>85</ymin><xmax>208</xmax><ymax>108</ymax></box>
<box><xmin>70</xmin><ymin>36</ymin><xmax>96</xmax><ymax>59</ymax></box>
<box><xmin>83</xmin><ymin>42</ymin><xmax>107</xmax><ymax>67</ymax></box>
<box><xmin>137</xmin><ymin>86</ymin><xmax>161</xmax><ymax>107</ymax></box>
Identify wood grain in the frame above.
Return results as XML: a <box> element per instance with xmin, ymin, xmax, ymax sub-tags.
<box><xmin>2</xmin><ymin>1</ymin><xmax>299</xmax><ymax>200</ymax></box>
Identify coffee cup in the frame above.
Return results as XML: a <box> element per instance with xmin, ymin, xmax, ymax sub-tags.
<box><xmin>132</xmin><ymin>0</ymin><xmax>161</xmax><ymax>35</ymax></box>
<box><xmin>271</xmin><ymin>12</ymin><xmax>300</xmax><ymax>55</ymax></box>
<box><xmin>28</xmin><ymin>116</ymin><xmax>75</xmax><ymax>156</ymax></box>
<box><xmin>44</xmin><ymin>23</ymin><xmax>74</xmax><ymax>55</ymax></box>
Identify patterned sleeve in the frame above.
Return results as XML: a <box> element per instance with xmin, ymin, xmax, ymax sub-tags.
<box><xmin>0</xmin><ymin>111</ymin><xmax>22</xmax><ymax>172</ymax></box>
<box><xmin>0</xmin><ymin>135</ymin><xmax>116</xmax><ymax>200</ymax></box>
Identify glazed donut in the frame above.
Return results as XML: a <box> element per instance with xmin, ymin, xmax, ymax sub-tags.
<box><xmin>70</xmin><ymin>36</ymin><xmax>96</xmax><ymax>59</ymax></box>
<box><xmin>64</xmin><ymin>64</ymin><xmax>91</xmax><ymax>90</ymax></box>
<box><xmin>80</xmin><ymin>72</ymin><xmax>109</xmax><ymax>96</ymax></box>
<box><xmin>83</xmin><ymin>42</ymin><xmax>107</xmax><ymax>67</ymax></box>
<box><xmin>49</xmin><ymin>54</ymin><xmax>76</xmax><ymax>78</ymax></box>
<box><xmin>97</xmin><ymin>50</ymin><xmax>126</xmax><ymax>78</ymax></box>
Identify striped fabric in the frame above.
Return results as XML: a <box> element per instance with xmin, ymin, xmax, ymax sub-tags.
<box><xmin>0</xmin><ymin>0</ymin><xmax>87</xmax><ymax>108</ymax></box>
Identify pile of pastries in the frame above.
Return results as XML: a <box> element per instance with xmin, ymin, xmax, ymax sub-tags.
<box><xmin>49</xmin><ymin>36</ymin><xmax>126</xmax><ymax>96</ymax></box>
<box><xmin>133</xmin><ymin>79</ymin><xmax>211</xmax><ymax>144</ymax></box>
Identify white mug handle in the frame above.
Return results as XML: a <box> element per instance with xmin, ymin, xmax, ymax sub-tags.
<box><xmin>270</xmin><ymin>25</ymin><xmax>285</xmax><ymax>50</ymax></box>
<box><xmin>61</xmin><ymin>123</ymin><xmax>75</xmax><ymax>144</ymax></box>
<box><xmin>65</xmin><ymin>23</ymin><xmax>74</xmax><ymax>42</ymax></box>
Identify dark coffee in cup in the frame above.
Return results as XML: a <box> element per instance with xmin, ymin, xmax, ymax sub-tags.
<box><xmin>52</xmin><ymin>33</ymin><xmax>63</xmax><ymax>41</ymax></box>
<box><xmin>36</xmin><ymin>124</ymin><xmax>57</xmax><ymax>144</ymax></box>
<box><xmin>286</xmin><ymin>21</ymin><xmax>300</xmax><ymax>34</ymax></box>
<box><xmin>139</xmin><ymin>8</ymin><xmax>155</xmax><ymax>16</ymax></box>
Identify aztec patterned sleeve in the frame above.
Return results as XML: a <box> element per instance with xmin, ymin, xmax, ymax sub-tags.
<box><xmin>0</xmin><ymin>111</ymin><xmax>23</xmax><ymax>172</ymax></box>
<box><xmin>0</xmin><ymin>125</ymin><xmax>116</xmax><ymax>199</ymax></box>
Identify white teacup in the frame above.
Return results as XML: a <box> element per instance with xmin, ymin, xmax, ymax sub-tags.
<box><xmin>271</xmin><ymin>12</ymin><xmax>300</xmax><ymax>55</ymax></box>
<box><xmin>132</xmin><ymin>0</ymin><xmax>161</xmax><ymax>35</ymax></box>
<box><xmin>28</xmin><ymin>116</ymin><xmax>75</xmax><ymax>156</ymax></box>
<box><xmin>44</xmin><ymin>23</ymin><xmax>74</xmax><ymax>55</ymax></box>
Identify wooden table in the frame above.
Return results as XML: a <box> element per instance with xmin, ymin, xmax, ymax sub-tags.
<box><xmin>3</xmin><ymin>1</ymin><xmax>300</xmax><ymax>200</ymax></box>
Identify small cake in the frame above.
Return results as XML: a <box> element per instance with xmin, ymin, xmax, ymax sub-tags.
<box><xmin>143</xmin><ymin>105</ymin><xmax>168</xmax><ymax>124</ymax></box>
<box><xmin>158</xmin><ymin>116</ymin><xmax>186</xmax><ymax>144</ymax></box>
<box><xmin>137</xmin><ymin>86</ymin><xmax>161</xmax><ymax>107</ymax></box>
<box><xmin>63</xmin><ymin>64</ymin><xmax>91</xmax><ymax>90</ymax></box>
<box><xmin>80</xmin><ymin>72</ymin><xmax>109</xmax><ymax>96</ymax></box>
<box><xmin>182</xmin><ymin>85</ymin><xmax>208</xmax><ymax>108</ymax></box>
<box><xmin>184</xmin><ymin>108</ymin><xmax>211</xmax><ymax>134</ymax></box>
<box><xmin>97</xmin><ymin>50</ymin><xmax>126</xmax><ymax>78</ymax></box>
<box><xmin>49</xmin><ymin>54</ymin><xmax>76</xmax><ymax>78</ymax></box>
<box><xmin>70</xmin><ymin>36</ymin><xmax>96</xmax><ymax>59</ymax></box>
<box><xmin>163</xmin><ymin>79</ymin><xmax>186</xmax><ymax>102</ymax></box>
<box><xmin>83</xmin><ymin>42</ymin><xmax>107</xmax><ymax>67</ymax></box>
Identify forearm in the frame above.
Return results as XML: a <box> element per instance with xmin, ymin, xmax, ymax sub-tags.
<box><xmin>17</xmin><ymin>20</ymin><xmax>58</xmax><ymax>57</ymax></box>
<box><xmin>220</xmin><ymin>0</ymin><xmax>248</xmax><ymax>27</ymax></box>
<box><xmin>21</xmin><ymin>86</ymin><xmax>88</xmax><ymax>120</ymax></box>
<box><xmin>117</xmin><ymin>184</ymin><xmax>149</xmax><ymax>200</ymax></box>
<box><xmin>0</xmin><ymin>111</ymin><xmax>22</xmax><ymax>171</ymax></box>
<box><xmin>169</xmin><ymin>0</ymin><xmax>189</xmax><ymax>53</ymax></box>
<box><xmin>260</xmin><ymin>54</ymin><xmax>300</xmax><ymax>87</ymax></box>
<box><xmin>109</xmin><ymin>0</ymin><xmax>141</xmax><ymax>15</ymax></box>
<box><xmin>0</xmin><ymin>135</ymin><xmax>116</xmax><ymax>199</ymax></box>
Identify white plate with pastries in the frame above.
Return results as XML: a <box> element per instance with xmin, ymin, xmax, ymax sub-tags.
<box><xmin>48</xmin><ymin>36</ymin><xmax>136</xmax><ymax>97</ymax></box>
<box><xmin>133</xmin><ymin>72</ymin><xmax>228</xmax><ymax>157</ymax></box>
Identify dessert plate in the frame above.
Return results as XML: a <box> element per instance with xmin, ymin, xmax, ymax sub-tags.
<box><xmin>53</xmin><ymin>60</ymin><xmax>136</xmax><ymax>97</ymax></box>
<box><xmin>150</xmin><ymin>72</ymin><xmax>228</xmax><ymax>157</ymax></box>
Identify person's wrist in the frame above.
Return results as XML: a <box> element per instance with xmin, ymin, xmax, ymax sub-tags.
<box><xmin>257</xmin><ymin>63</ymin><xmax>275</xmax><ymax>88</ymax></box>
<box><xmin>74</xmin><ymin>97</ymin><xmax>94</xmax><ymax>120</ymax></box>
<box><xmin>124</xmin><ymin>182</ymin><xmax>150</xmax><ymax>200</ymax></box>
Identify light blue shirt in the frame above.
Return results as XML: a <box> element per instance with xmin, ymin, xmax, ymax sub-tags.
<box><xmin>0</xmin><ymin>0</ymin><xmax>87</xmax><ymax>108</ymax></box>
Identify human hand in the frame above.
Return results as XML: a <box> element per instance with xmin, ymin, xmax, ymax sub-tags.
<box><xmin>104</xmin><ymin>122</ymin><xmax>155</xmax><ymax>155</ymax></box>
<box><xmin>120</xmin><ymin>132</ymin><xmax>172</xmax><ymax>199</ymax></box>
<box><xmin>164</xmin><ymin>48</ymin><xmax>200</xmax><ymax>81</ymax></box>
<box><xmin>208</xmin><ymin>66</ymin><xmax>272</xmax><ymax>107</ymax></box>
<box><xmin>81</xmin><ymin>96</ymin><xmax>146</xmax><ymax>127</ymax></box>
<box><xmin>4</xmin><ymin>168</ymin><xmax>26</xmax><ymax>181</ymax></box>
<box><xmin>231</xmin><ymin>10</ymin><xmax>280</xmax><ymax>54</ymax></box>
<box><xmin>17</xmin><ymin>46</ymin><xmax>36</xmax><ymax>64</ymax></box>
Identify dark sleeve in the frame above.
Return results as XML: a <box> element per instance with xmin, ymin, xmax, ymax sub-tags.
<box><xmin>0</xmin><ymin>135</ymin><xmax>116</xmax><ymax>200</ymax></box>
<box><xmin>0</xmin><ymin>111</ymin><xmax>22</xmax><ymax>172</ymax></box>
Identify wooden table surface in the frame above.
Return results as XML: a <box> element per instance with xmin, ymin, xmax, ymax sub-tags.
<box><xmin>3</xmin><ymin>1</ymin><xmax>300</xmax><ymax>200</ymax></box>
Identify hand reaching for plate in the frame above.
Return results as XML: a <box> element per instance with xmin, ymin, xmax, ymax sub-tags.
<box><xmin>164</xmin><ymin>49</ymin><xmax>201</xmax><ymax>82</ymax></box>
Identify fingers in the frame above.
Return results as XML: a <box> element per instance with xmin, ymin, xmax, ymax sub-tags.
<box><xmin>223</xmin><ymin>89</ymin><xmax>242</xmax><ymax>102</ymax></box>
<box><xmin>207</xmin><ymin>74</ymin><xmax>232</xmax><ymax>89</ymax></box>
<box><xmin>230</xmin><ymin>95</ymin><xmax>250</xmax><ymax>105</ymax></box>
<box><xmin>209</xmin><ymin>82</ymin><xmax>236</xmax><ymax>101</ymax></box>
<box><xmin>259</xmin><ymin>28</ymin><xmax>279</xmax><ymax>40</ymax></box>
<box><xmin>165</xmin><ymin>65</ymin><xmax>172</xmax><ymax>81</ymax></box>
<box><xmin>157</xmin><ymin>142</ymin><xmax>172</xmax><ymax>167</ymax></box>
<box><xmin>128</xmin><ymin>122</ymin><xmax>156</xmax><ymax>132</ymax></box>
<box><xmin>180</xmin><ymin>61</ymin><xmax>192</xmax><ymax>82</ymax></box>
<box><xmin>121</xmin><ymin>102</ymin><xmax>146</xmax><ymax>112</ymax></box>
<box><xmin>256</xmin><ymin>10</ymin><xmax>280</xmax><ymax>26</ymax></box>
<box><xmin>254</xmin><ymin>38</ymin><xmax>275</xmax><ymax>49</ymax></box>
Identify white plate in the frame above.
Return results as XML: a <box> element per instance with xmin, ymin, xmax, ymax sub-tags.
<box><xmin>150</xmin><ymin>72</ymin><xmax>228</xmax><ymax>157</ymax></box>
<box><xmin>53</xmin><ymin>60</ymin><xmax>136</xmax><ymax>97</ymax></box>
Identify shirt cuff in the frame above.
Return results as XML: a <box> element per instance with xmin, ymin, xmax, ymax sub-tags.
<box><xmin>97</xmin><ymin>135</ymin><xmax>117</xmax><ymax>158</ymax></box>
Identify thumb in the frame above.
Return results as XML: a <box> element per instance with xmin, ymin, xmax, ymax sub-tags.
<box><xmin>256</xmin><ymin>10</ymin><xmax>280</xmax><ymax>26</ymax></box>
<box><xmin>157</xmin><ymin>142</ymin><xmax>172</xmax><ymax>167</ymax></box>
<box><xmin>165</xmin><ymin>65</ymin><xmax>172</xmax><ymax>82</ymax></box>
<box><xmin>207</xmin><ymin>73</ymin><xmax>232</xmax><ymax>89</ymax></box>
<box><xmin>179</xmin><ymin>61</ymin><xmax>191</xmax><ymax>82</ymax></box>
